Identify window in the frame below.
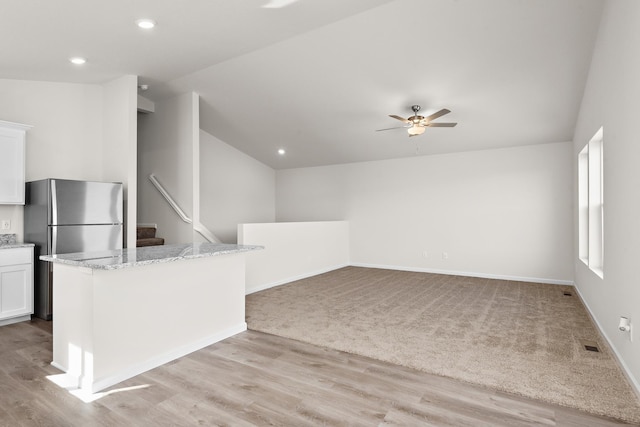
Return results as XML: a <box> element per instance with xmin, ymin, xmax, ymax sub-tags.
<box><xmin>578</xmin><ymin>127</ymin><xmax>604</xmax><ymax>278</ymax></box>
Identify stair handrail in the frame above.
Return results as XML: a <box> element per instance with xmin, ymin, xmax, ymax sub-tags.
<box><xmin>193</xmin><ymin>223</ymin><xmax>219</xmax><ymax>244</ymax></box>
<box><xmin>148</xmin><ymin>174</ymin><xmax>192</xmax><ymax>224</ymax></box>
<box><xmin>148</xmin><ymin>174</ymin><xmax>220</xmax><ymax>243</ymax></box>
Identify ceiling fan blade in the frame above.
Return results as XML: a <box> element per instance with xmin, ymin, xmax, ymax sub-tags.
<box><xmin>375</xmin><ymin>126</ymin><xmax>409</xmax><ymax>132</ymax></box>
<box><xmin>389</xmin><ymin>114</ymin><xmax>410</xmax><ymax>123</ymax></box>
<box><xmin>423</xmin><ymin>109</ymin><xmax>451</xmax><ymax>122</ymax></box>
<box><xmin>426</xmin><ymin>122</ymin><xmax>457</xmax><ymax>127</ymax></box>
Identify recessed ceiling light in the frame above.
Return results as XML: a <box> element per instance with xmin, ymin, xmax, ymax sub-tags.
<box><xmin>69</xmin><ymin>57</ymin><xmax>87</xmax><ymax>65</ymax></box>
<box><xmin>278</xmin><ymin>148</ymin><xmax>286</xmax><ymax>155</ymax></box>
<box><xmin>136</xmin><ymin>19</ymin><xmax>156</xmax><ymax>29</ymax></box>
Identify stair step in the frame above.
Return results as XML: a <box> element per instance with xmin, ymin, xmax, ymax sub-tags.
<box><xmin>137</xmin><ymin>226</ymin><xmax>157</xmax><ymax>239</ymax></box>
<box><xmin>136</xmin><ymin>237</ymin><xmax>165</xmax><ymax>247</ymax></box>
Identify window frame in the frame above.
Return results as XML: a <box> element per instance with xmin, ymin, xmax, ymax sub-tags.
<box><xmin>578</xmin><ymin>127</ymin><xmax>604</xmax><ymax>278</ymax></box>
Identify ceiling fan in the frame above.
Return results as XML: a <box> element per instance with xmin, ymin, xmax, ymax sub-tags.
<box><xmin>376</xmin><ymin>105</ymin><xmax>457</xmax><ymax>137</ymax></box>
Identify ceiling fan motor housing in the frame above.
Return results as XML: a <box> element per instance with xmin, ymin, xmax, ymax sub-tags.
<box><xmin>410</xmin><ymin>105</ymin><xmax>424</xmax><ymax>123</ymax></box>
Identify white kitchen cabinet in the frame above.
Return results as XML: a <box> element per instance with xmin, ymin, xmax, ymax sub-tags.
<box><xmin>0</xmin><ymin>247</ymin><xmax>34</xmax><ymax>325</ymax></box>
<box><xmin>0</xmin><ymin>120</ymin><xmax>33</xmax><ymax>204</ymax></box>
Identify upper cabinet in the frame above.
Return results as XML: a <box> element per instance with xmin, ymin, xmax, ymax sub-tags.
<box><xmin>0</xmin><ymin>120</ymin><xmax>33</xmax><ymax>205</ymax></box>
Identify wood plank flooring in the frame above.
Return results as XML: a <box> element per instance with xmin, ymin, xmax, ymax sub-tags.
<box><xmin>0</xmin><ymin>319</ymin><xmax>636</xmax><ymax>426</ymax></box>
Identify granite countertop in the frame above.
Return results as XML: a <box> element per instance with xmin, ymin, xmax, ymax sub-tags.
<box><xmin>40</xmin><ymin>242</ymin><xmax>263</xmax><ymax>270</ymax></box>
<box><xmin>0</xmin><ymin>234</ymin><xmax>35</xmax><ymax>249</ymax></box>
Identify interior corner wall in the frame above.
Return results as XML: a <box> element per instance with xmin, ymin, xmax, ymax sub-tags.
<box><xmin>137</xmin><ymin>92</ymin><xmax>198</xmax><ymax>244</ymax></box>
<box><xmin>0</xmin><ymin>78</ymin><xmax>104</xmax><ymax>242</ymax></box>
<box><xmin>199</xmin><ymin>130</ymin><xmax>275</xmax><ymax>243</ymax></box>
<box><xmin>102</xmin><ymin>75</ymin><xmax>138</xmax><ymax>248</ymax></box>
<box><xmin>276</xmin><ymin>142</ymin><xmax>573</xmax><ymax>283</ymax></box>
<box><xmin>572</xmin><ymin>0</ymin><xmax>640</xmax><ymax>392</ymax></box>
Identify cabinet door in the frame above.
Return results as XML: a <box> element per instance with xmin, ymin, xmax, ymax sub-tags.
<box><xmin>0</xmin><ymin>264</ymin><xmax>33</xmax><ymax>319</ymax></box>
<box><xmin>0</xmin><ymin>121</ymin><xmax>31</xmax><ymax>205</ymax></box>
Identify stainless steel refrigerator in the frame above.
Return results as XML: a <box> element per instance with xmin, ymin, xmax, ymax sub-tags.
<box><xmin>24</xmin><ymin>179</ymin><xmax>123</xmax><ymax>319</ymax></box>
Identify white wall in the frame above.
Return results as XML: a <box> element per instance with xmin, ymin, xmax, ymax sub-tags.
<box><xmin>137</xmin><ymin>92</ymin><xmax>199</xmax><ymax>244</ymax></box>
<box><xmin>277</xmin><ymin>142</ymin><xmax>573</xmax><ymax>284</ymax></box>
<box><xmin>200</xmin><ymin>130</ymin><xmax>275</xmax><ymax>243</ymax></box>
<box><xmin>238</xmin><ymin>221</ymin><xmax>349</xmax><ymax>294</ymax></box>
<box><xmin>572</xmin><ymin>0</ymin><xmax>640</xmax><ymax>393</ymax></box>
<box><xmin>0</xmin><ymin>79</ymin><xmax>104</xmax><ymax>242</ymax></box>
<box><xmin>0</xmin><ymin>77</ymin><xmax>139</xmax><ymax>245</ymax></box>
<box><xmin>102</xmin><ymin>75</ymin><xmax>138</xmax><ymax>248</ymax></box>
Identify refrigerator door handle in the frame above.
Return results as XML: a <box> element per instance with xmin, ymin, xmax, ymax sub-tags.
<box><xmin>51</xmin><ymin>179</ymin><xmax>58</xmax><ymax>225</ymax></box>
<box><xmin>51</xmin><ymin>226</ymin><xmax>57</xmax><ymax>255</ymax></box>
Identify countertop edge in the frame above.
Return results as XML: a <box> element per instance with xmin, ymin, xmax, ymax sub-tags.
<box><xmin>40</xmin><ymin>244</ymin><xmax>263</xmax><ymax>270</ymax></box>
<box><xmin>0</xmin><ymin>243</ymin><xmax>35</xmax><ymax>249</ymax></box>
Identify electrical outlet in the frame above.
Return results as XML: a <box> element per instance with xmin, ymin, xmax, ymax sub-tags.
<box><xmin>442</xmin><ymin>252</ymin><xmax>448</xmax><ymax>260</ymax></box>
<box><xmin>1</xmin><ymin>220</ymin><xmax>10</xmax><ymax>230</ymax></box>
<box><xmin>423</xmin><ymin>251</ymin><xmax>429</xmax><ymax>258</ymax></box>
<box><xmin>619</xmin><ymin>317</ymin><xmax>633</xmax><ymax>342</ymax></box>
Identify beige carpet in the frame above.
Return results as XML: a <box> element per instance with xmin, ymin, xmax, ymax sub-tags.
<box><xmin>246</xmin><ymin>266</ymin><xmax>640</xmax><ymax>424</ymax></box>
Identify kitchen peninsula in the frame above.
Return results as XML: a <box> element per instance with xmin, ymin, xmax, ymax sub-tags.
<box><xmin>41</xmin><ymin>242</ymin><xmax>262</xmax><ymax>394</ymax></box>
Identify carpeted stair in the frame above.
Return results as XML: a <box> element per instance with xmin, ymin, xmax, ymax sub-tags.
<box><xmin>136</xmin><ymin>226</ymin><xmax>165</xmax><ymax>247</ymax></box>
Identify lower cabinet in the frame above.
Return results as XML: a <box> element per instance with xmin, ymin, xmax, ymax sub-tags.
<box><xmin>0</xmin><ymin>247</ymin><xmax>34</xmax><ymax>325</ymax></box>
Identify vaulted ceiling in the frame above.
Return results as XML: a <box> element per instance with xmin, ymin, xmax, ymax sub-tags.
<box><xmin>2</xmin><ymin>0</ymin><xmax>603</xmax><ymax>169</ymax></box>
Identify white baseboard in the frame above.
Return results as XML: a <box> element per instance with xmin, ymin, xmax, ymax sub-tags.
<box><xmin>349</xmin><ymin>262</ymin><xmax>574</xmax><ymax>286</ymax></box>
<box><xmin>0</xmin><ymin>314</ymin><xmax>31</xmax><ymax>327</ymax></box>
<box><xmin>245</xmin><ymin>263</ymin><xmax>350</xmax><ymax>295</ymax></box>
<box><xmin>50</xmin><ymin>361</ymin><xmax>67</xmax><ymax>372</ymax></box>
<box><xmin>246</xmin><ymin>262</ymin><xmax>572</xmax><ymax>295</ymax></box>
<box><xmin>50</xmin><ymin>322</ymin><xmax>247</xmax><ymax>395</ymax></box>
<box><xmin>573</xmin><ymin>287</ymin><xmax>640</xmax><ymax>400</ymax></box>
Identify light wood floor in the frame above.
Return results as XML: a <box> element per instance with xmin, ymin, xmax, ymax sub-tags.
<box><xmin>0</xmin><ymin>319</ymin><xmax>636</xmax><ymax>426</ymax></box>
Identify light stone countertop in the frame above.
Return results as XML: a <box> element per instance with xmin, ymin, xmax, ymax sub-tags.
<box><xmin>40</xmin><ymin>242</ymin><xmax>263</xmax><ymax>270</ymax></box>
<box><xmin>0</xmin><ymin>234</ymin><xmax>35</xmax><ymax>249</ymax></box>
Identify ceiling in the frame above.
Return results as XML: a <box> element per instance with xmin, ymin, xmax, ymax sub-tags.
<box><xmin>1</xmin><ymin>0</ymin><xmax>604</xmax><ymax>169</ymax></box>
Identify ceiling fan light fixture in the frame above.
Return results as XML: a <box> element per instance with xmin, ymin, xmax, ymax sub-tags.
<box><xmin>407</xmin><ymin>125</ymin><xmax>426</xmax><ymax>136</ymax></box>
<box><xmin>377</xmin><ymin>105</ymin><xmax>456</xmax><ymax>134</ymax></box>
